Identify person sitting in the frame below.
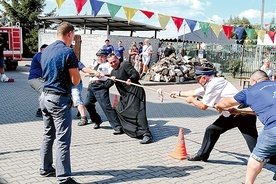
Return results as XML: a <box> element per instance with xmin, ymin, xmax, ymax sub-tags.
<box><xmin>0</xmin><ymin>12</ymin><xmax>10</xmax><ymax>27</ymax></box>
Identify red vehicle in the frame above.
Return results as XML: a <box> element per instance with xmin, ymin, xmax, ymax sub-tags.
<box><xmin>0</xmin><ymin>25</ymin><xmax>23</xmax><ymax>70</ymax></box>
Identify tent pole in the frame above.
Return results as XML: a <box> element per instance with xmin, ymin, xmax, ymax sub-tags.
<box><xmin>181</xmin><ymin>24</ymin><xmax>186</xmax><ymax>56</ymax></box>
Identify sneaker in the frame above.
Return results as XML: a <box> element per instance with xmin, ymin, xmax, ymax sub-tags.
<box><xmin>0</xmin><ymin>74</ymin><xmax>8</xmax><ymax>82</ymax></box>
<box><xmin>60</xmin><ymin>177</ymin><xmax>80</xmax><ymax>184</ymax></box>
<box><xmin>113</xmin><ymin>128</ymin><xmax>124</xmax><ymax>135</ymax></box>
<box><xmin>93</xmin><ymin>120</ymin><xmax>102</xmax><ymax>129</ymax></box>
<box><xmin>40</xmin><ymin>167</ymin><xmax>55</xmax><ymax>177</ymax></box>
<box><xmin>36</xmin><ymin>109</ymin><xmax>42</xmax><ymax>117</ymax></box>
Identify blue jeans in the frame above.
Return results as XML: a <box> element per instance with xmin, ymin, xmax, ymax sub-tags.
<box><xmin>251</xmin><ymin>127</ymin><xmax>276</xmax><ymax>163</ymax></box>
<box><xmin>39</xmin><ymin>92</ymin><xmax>72</xmax><ymax>183</ymax></box>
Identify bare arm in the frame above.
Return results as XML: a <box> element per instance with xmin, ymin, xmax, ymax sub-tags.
<box><xmin>215</xmin><ymin>97</ymin><xmax>240</xmax><ymax>113</ymax></box>
<box><xmin>69</xmin><ymin>68</ymin><xmax>81</xmax><ymax>86</ymax></box>
<box><xmin>170</xmin><ymin>90</ymin><xmax>197</xmax><ymax>98</ymax></box>
<box><xmin>186</xmin><ymin>96</ymin><xmax>208</xmax><ymax>110</ymax></box>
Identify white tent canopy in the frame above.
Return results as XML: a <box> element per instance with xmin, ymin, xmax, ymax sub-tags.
<box><xmin>178</xmin><ymin>27</ymin><xmax>236</xmax><ymax>44</ymax></box>
<box><xmin>257</xmin><ymin>34</ymin><xmax>276</xmax><ymax>46</ymax></box>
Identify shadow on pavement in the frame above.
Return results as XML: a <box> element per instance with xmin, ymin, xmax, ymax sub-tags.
<box><xmin>75</xmin><ymin>165</ymin><xmax>203</xmax><ymax>184</ymax></box>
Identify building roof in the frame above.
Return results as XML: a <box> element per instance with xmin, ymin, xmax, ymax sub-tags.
<box><xmin>37</xmin><ymin>14</ymin><xmax>162</xmax><ymax>32</ymax></box>
<box><xmin>178</xmin><ymin>28</ymin><xmax>236</xmax><ymax>44</ymax></box>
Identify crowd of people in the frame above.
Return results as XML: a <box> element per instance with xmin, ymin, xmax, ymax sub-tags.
<box><xmin>24</xmin><ymin>21</ymin><xmax>276</xmax><ymax>184</ymax></box>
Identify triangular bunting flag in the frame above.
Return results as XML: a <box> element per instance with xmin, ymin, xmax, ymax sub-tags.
<box><xmin>123</xmin><ymin>7</ymin><xmax>138</xmax><ymax>24</ymax></box>
<box><xmin>171</xmin><ymin>16</ymin><xmax>184</xmax><ymax>32</ymax></box>
<box><xmin>89</xmin><ymin>0</ymin><xmax>105</xmax><ymax>16</ymax></box>
<box><xmin>198</xmin><ymin>21</ymin><xmax>210</xmax><ymax>34</ymax></box>
<box><xmin>185</xmin><ymin>19</ymin><xmax>197</xmax><ymax>33</ymax></box>
<box><xmin>264</xmin><ymin>23</ymin><xmax>270</xmax><ymax>30</ymax></box>
<box><xmin>106</xmin><ymin>3</ymin><xmax>121</xmax><ymax>19</ymax></box>
<box><xmin>210</xmin><ymin>23</ymin><xmax>221</xmax><ymax>38</ymax></box>
<box><xmin>256</xmin><ymin>30</ymin><xmax>266</xmax><ymax>42</ymax></box>
<box><xmin>74</xmin><ymin>0</ymin><xmax>87</xmax><ymax>14</ymax></box>
<box><xmin>222</xmin><ymin>25</ymin><xmax>234</xmax><ymax>40</ymax></box>
<box><xmin>244</xmin><ymin>28</ymin><xmax>255</xmax><ymax>40</ymax></box>
<box><xmin>56</xmin><ymin>0</ymin><xmax>65</xmax><ymax>8</ymax></box>
<box><xmin>234</xmin><ymin>27</ymin><xmax>245</xmax><ymax>40</ymax></box>
<box><xmin>267</xmin><ymin>31</ymin><xmax>276</xmax><ymax>43</ymax></box>
<box><xmin>158</xmin><ymin>14</ymin><xmax>170</xmax><ymax>30</ymax></box>
<box><xmin>140</xmin><ymin>10</ymin><xmax>154</xmax><ymax>19</ymax></box>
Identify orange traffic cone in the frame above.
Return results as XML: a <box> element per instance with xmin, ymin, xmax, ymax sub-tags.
<box><xmin>112</xmin><ymin>94</ymin><xmax>119</xmax><ymax>108</ymax></box>
<box><xmin>169</xmin><ymin>128</ymin><xmax>189</xmax><ymax>160</ymax></box>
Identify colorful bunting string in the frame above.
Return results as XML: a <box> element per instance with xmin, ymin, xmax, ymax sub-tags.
<box><xmin>55</xmin><ymin>0</ymin><xmax>276</xmax><ymax>44</ymax></box>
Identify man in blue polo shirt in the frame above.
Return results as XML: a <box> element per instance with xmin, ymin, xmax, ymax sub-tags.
<box><xmin>114</xmin><ymin>40</ymin><xmax>126</xmax><ymax>62</ymax></box>
<box><xmin>215</xmin><ymin>70</ymin><xmax>276</xmax><ymax>184</ymax></box>
<box><xmin>102</xmin><ymin>39</ymin><xmax>114</xmax><ymax>54</ymax></box>
<box><xmin>28</xmin><ymin>44</ymin><xmax>48</xmax><ymax>117</ymax></box>
<box><xmin>39</xmin><ymin>22</ymin><xmax>81</xmax><ymax>184</ymax></box>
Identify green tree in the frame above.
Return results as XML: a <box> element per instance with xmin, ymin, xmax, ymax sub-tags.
<box><xmin>0</xmin><ymin>0</ymin><xmax>56</xmax><ymax>57</ymax></box>
<box><xmin>269</xmin><ymin>17</ymin><xmax>276</xmax><ymax>31</ymax></box>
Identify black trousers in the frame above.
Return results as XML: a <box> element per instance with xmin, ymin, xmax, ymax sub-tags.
<box><xmin>197</xmin><ymin>114</ymin><xmax>258</xmax><ymax>160</ymax></box>
<box><xmin>84</xmin><ymin>83</ymin><xmax>122</xmax><ymax>129</ymax></box>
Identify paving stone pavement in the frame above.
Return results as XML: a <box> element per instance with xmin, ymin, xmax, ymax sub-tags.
<box><xmin>0</xmin><ymin>61</ymin><xmax>276</xmax><ymax>184</ymax></box>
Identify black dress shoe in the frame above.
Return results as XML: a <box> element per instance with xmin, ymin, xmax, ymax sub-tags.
<box><xmin>113</xmin><ymin>128</ymin><xmax>124</xmax><ymax>135</ymax></box>
<box><xmin>187</xmin><ymin>154</ymin><xmax>207</xmax><ymax>162</ymax></box>
<box><xmin>36</xmin><ymin>108</ymin><xmax>42</xmax><ymax>118</ymax></box>
<box><xmin>140</xmin><ymin>135</ymin><xmax>154</xmax><ymax>144</ymax></box>
<box><xmin>93</xmin><ymin>121</ymin><xmax>102</xmax><ymax>129</ymax></box>
<box><xmin>60</xmin><ymin>177</ymin><xmax>80</xmax><ymax>184</ymax></box>
<box><xmin>40</xmin><ymin>167</ymin><xmax>55</xmax><ymax>177</ymax></box>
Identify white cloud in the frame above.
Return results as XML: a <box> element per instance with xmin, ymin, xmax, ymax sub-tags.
<box><xmin>238</xmin><ymin>9</ymin><xmax>261</xmax><ymax>19</ymax></box>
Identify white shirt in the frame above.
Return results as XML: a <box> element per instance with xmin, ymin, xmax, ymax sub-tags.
<box><xmin>89</xmin><ymin>60</ymin><xmax>112</xmax><ymax>82</ymax></box>
<box><xmin>142</xmin><ymin>44</ymin><xmax>153</xmax><ymax>56</ymax></box>
<box><xmin>193</xmin><ymin>76</ymin><xmax>238</xmax><ymax>107</ymax></box>
<box><xmin>260</xmin><ymin>66</ymin><xmax>274</xmax><ymax>80</ymax></box>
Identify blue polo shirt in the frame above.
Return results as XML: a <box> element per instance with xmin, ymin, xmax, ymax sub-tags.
<box><xmin>103</xmin><ymin>44</ymin><xmax>114</xmax><ymax>54</ymax></box>
<box><xmin>234</xmin><ymin>80</ymin><xmax>276</xmax><ymax>130</ymax></box>
<box><xmin>28</xmin><ymin>52</ymin><xmax>42</xmax><ymax>80</ymax></box>
<box><xmin>115</xmin><ymin>46</ymin><xmax>125</xmax><ymax>58</ymax></box>
<box><xmin>41</xmin><ymin>40</ymin><xmax>79</xmax><ymax>94</ymax></box>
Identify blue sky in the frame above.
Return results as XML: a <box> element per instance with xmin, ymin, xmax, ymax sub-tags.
<box><xmin>8</xmin><ymin>0</ymin><xmax>276</xmax><ymax>38</ymax></box>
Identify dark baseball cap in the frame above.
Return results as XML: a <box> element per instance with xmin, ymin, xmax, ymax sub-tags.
<box><xmin>96</xmin><ymin>49</ymin><xmax>108</xmax><ymax>56</ymax></box>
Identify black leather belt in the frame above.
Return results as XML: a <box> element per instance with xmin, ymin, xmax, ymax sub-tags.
<box><xmin>43</xmin><ymin>90</ymin><xmax>70</xmax><ymax>97</ymax></box>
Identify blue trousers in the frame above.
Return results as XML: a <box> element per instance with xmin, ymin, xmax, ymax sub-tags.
<box><xmin>39</xmin><ymin>92</ymin><xmax>72</xmax><ymax>183</ymax></box>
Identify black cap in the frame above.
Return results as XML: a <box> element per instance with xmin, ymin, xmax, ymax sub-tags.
<box><xmin>40</xmin><ymin>44</ymin><xmax>48</xmax><ymax>49</ymax></box>
<box><xmin>195</xmin><ymin>66</ymin><xmax>214</xmax><ymax>76</ymax></box>
<box><xmin>96</xmin><ymin>49</ymin><xmax>108</xmax><ymax>56</ymax></box>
